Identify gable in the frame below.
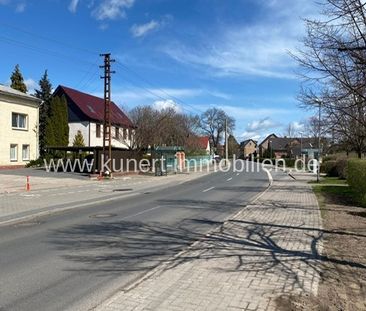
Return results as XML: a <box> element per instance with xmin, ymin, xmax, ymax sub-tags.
<box><xmin>54</xmin><ymin>85</ymin><xmax>134</xmax><ymax>128</ymax></box>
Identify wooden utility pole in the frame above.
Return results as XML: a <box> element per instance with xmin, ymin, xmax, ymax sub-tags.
<box><xmin>100</xmin><ymin>53</ymin><xmax>115</xmax><ymax>171</ymax></box>
<box><xmin>225</xmin><ymin>118</ymin><xmax>228</xmax><ymax>165</ymax></box>
<box><xmin>317</xmin><ymin>100</ymin><xmax>321</xmax><ymax>183</ymax></box>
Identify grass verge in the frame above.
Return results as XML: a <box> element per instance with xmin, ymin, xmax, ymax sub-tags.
<box><xmin>311</xmin><ymin>177</ymin><xmax>365</xmax><ymax>217</ymax></box>
<box><xmin>308</xmin><ymin>176</ymin><xmax>347</xmax><ymax>185</ymax></box>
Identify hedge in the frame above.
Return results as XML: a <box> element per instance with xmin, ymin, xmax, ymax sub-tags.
<box><xmin>320</xmin><ymin>158</ymin><xmax>348</xmax><ymax>178</ymax></box>
<box><xmin>336</xmin><ymin>158</ymin><xmax>348</xmax><ymax>179</ymax></box>
<box><xmin>321</xmin><ymin>160</ymin><xmax>338</xmax><ymax>177</ymax></box>
<box><xmin>347</xmin><ymin>160</ymin><xmax>366</xmax><ymax>205</ymax></box>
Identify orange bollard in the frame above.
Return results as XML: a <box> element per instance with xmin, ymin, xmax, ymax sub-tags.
<box><xmin>26</xmin><ymin>176</ymin><xmax>30</xmax><ymax>191</ymax></box>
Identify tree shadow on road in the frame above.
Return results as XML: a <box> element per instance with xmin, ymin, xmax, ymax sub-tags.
<box><xmin>48</xmin><ymin>199</ymin><xmax>366</xmax><ymax>292</ymax></box>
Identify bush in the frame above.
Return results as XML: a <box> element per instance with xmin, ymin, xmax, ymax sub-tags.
<box><xmin>25</xmin><ymin>158</ymin><xmax>44</xmax><ymax>168</ymax></box>
<box><xmin>336</xmin><ymin>158</ymin><xmax>348</xmax><ymax>179</ymax></box>
<box><xmin>347</xmin><ymin>160</ymin><xmax>366</xmax><ymax>205</ymax></box>
<box><xmin>321</xmin><ymin>160</ymin><xmax>338</xmax><ymax>177</ymax></box>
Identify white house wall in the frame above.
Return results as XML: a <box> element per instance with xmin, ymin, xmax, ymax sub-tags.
<box><xmin>0</xmin><ymin>96</ymin><xmax>39</xmax><ymax>166</ymax></box>
<box><xmin>69</xmin><ymin>122</ymin><xmax>133</xmax><ymax>149</ymax></box>
<box><xmin>68</xmin><ymin>122</ymin><xmax>90</xmax><ymax>147</ymax></box>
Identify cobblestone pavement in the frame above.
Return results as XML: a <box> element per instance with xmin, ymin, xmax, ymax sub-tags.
<box><xmin>97</xmin><ymin>172</ymin><xmax>323</xmax><ymax>311</ymax></box>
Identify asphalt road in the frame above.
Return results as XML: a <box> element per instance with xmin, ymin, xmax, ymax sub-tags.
<box><xmin>0</xmin><ymin>165</ymin><xmax>269</xmax><ymax>311</ymax></box>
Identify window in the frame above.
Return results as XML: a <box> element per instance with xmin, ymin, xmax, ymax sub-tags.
<box><xmin>12</xmin><ymin>113</ymin><xmax>27</xmax><ymax>129</ymax></box>
<box><xmin>22</xmin><ymin>145</ymin><xmax>30</xmax><ymax>161</ymax></box>
<box><xmin>128</xmin><ymin>129</ymin><xmax>132</xmax><ymax>141</ymax></box>
<box><xmin>115</xmin><ymin>127</ymin><xmax>119</xmax><ymax>139</ymax></box>
<box><xmin>10</xmin><ymin>144</ymin><xmax>18</xmax><ymax>161</ymax></box>
<box><xmin>96</xmin><ymin>124</ymin><xmax>101</xmax><ymax>138</ymax></box>
<box><xmin>123</xmin><ymin>128</ymin><xmax>127</xmax><ymax>140</ymax></box>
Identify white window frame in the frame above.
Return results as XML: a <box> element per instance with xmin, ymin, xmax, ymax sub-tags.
<box><xmin>12</xmin><ymin>112</ymin><xmax>28</xmax><ymax>130</ymax></box>
<box><xmin>10</xmin><ymin>144</ymin><xmax>18</xmax><ymax>162</ymax></box>
<box><xmin>22</xmin><ymin>144</ymin><xmax>30</xmax><ymax>161</ymax></box>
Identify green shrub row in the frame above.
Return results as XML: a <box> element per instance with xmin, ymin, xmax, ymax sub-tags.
<box><xmin>347</xmin><ymin>160</ymin><xmax>366</xmax><ymax>205</ymax></box>
<box><xmin>321</xmin><ymin>158</ymin><xmax>348</xmax><ymax>179</ymax></box>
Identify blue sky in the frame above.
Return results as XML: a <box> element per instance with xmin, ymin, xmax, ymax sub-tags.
<box><xmin>0</xmin><ymin>0</ymin><xmax>320</xmax><ymax>142</ymax></box>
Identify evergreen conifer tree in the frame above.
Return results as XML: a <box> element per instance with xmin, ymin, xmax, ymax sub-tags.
<box><xmin>35</xmin><ymin>70</ymin><xmax>53</xmax><ymax>157</ymax></box>
<box><xmin>73</xmin><ymin>131</ymin><xmax>85</xmax><ymax>147</ymax></box>
<box><xmin>10</xmin><ymin>64</ymin><xmax>27</xmax><ymax>93</ymax></box>
<box><xmin>45</xmin><ymin>96</ymin><xmax>69</xmax><ymax>148</ymax></box>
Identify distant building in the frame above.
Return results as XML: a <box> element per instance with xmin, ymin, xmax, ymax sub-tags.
<box><xmin>258</xmin><ymin>134</ymin><xmax>277</xmax><ymax>157</ymax></box>
<box><xmin>186</xmin><ymin>136</ymin><xmax>211</xmax><ymax>155</ymax></box>
<box><xmin>0</xmin><ymin>85</ymin><xmax>41</xmax><ymax>168</ymax></box>
<box><xmin>53</xmin><ymin>85</ymin><xmax>134</xmax><ymax>149</ymax></box>
<box><xmin>259</xmin><ymin>133</ymin><xmax>320</xmax><ymax>159</ymax></box>
<box><xmin>240</xmin><ymin>139</ymin><xmax>257</xmax><ymax>158</ymax></box>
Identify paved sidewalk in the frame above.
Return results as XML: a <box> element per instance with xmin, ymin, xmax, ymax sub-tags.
<box><xmin>97</xmin><ymin>172</ymin><xmax>323</xmax><ymax>311</ymax></box>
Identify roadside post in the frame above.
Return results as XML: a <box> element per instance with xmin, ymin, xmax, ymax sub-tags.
<box><xmin>26</xmin><ymin>176</ymin><xmax>30</xmax><ymax>191</ymax></box>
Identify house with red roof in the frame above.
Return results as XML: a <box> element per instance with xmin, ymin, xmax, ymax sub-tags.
<box><xmin>53</xmin><ymin>85</ymin><xmax>134</xmax><ymax>149</ymax></box>
<box><xmin>186</xmin><ymin>135</ymin><xmax>211</xmax><ymax>155</ymax></box>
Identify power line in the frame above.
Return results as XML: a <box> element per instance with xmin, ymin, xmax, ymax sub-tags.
<box><xmin>0</xmin><ymin>21</ymin><xmax>97</xmax><ymax>56</ymax></box>
<box><xmin>0</xmin><ymin>35</ymin><xmax>96</xmax><ymax>70</ymax></box>
<box><xmin>0</xmin><ymin>22</ymin><xmax>204</xmax><ymax>114</ymax></box>
<box><xmin>112</xmin><ymin>73</ymin><xmax>198</xmax><ymax>115</ymax></box>
<box><xmin>114</xmin><ymin>60</ymin><xmax>204</xmax><ymax>114</ymax></box>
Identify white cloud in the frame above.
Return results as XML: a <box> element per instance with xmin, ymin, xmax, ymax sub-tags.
<box><xmin>239</xmin><ymin>117</ymin><xmax>281</xmax><ymax>142</ymax></box>
<box><xmin>24</xmin><ymin>78</ymin><xmax>37</xmax><ymax>94</ymax></box>
<box><xmin>99</xmin><ymin>23</ymin><xmax>109</xmax><ymax>30</ymax></box>
<box><xmin>15</xmin><ymin>2</ymin><xmax>26</xmax><ymax>12</ymax></box>
<box><xmin>206</xmin><ymin>90</ymin><xmax>231</xmax><ymax>100</ymax></box>
<box><xmin>153</xmin><ymin>99</ymin><xmax>181</xmax><ymax>113</ymax></box>
<box><xmin>131</xmin><ymin>20</ymin><xmax>160</xmax><ymax>38</ymax></box>
<box><xmin>92</xmin><ymin>0</ymin><xmax>135</xmax><ymax>20</ymax></box>
<box><xmin>246</xmin><ymin>117</ymin><xmax>280</xmax><ymax>131</ymax></box>
<box><xmin>162</xmin><ymin>25</ymin><xmax>297</xmax><ymax>79</ymax></box>
<box><xmin>291</xmin><ymin>121</ymin><xmax>305</xmax><ymax>131</ymax></box>
<box><xmin>104</xmin><ymin>87</ymin><xmax>231</xmax><ymax>105</ymax></box>
<box><xmin>240</xmin><ymin>131</ymin><xmax>262</xmax><ymax>142</ymax></box>
<box><xmin>68</xmin><ymin>0</ymin><xmax>80</xmax><ymax>13</ymax></box>
<box><xmin>161</xmin><ymin>1</ymin><xmax>318</xmax><ymax>79</ymax></box>
<box><xmin>212</xmin><ymin>105</ymin><xmax>292</xmax><ymax>119</ymax></box>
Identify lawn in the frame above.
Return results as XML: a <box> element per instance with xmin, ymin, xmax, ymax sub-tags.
<box><xmin>308</xmin><ymin>176</ymin><xmax>348</xmax><ymax>185</ymax></box>
<box><xmin>311</xmin><ymin>177</ymin><xmax>366</xmax><ymax>210</ymax></box>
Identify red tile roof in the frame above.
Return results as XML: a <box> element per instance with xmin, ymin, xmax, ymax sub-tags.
<box><xmin>55</xmin><ymin>85</ymin><xmax>134</xmax><ymax>128</ymax></box>
<box><xmin>197</xmin><ymin>136</ymin><xmax>210</xmax><ymax>149</ymax></box>
<box><xmin>187</xmin><ymin>136</ymin><xmax>210</xmax><ymax>150</ymax></box>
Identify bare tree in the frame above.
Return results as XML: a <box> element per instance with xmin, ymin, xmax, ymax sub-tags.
<box><xmin>294</xmin><ymin>0</ymin><xmax>366</xmax><ymax>157</ymax></box>
<box><xmin>128</xmin><ymin>105</ymin><xmax>197</xmax><ymax>150</ymax></box>
<box><xmin>197</xmin><ymin>108</ymin><xmax>235</xmax><ymax>148</ymax></box>
<box><xmin>284</xmin><ymin>123</ymin><xmax>296</xmax><ymax>138</ymax></box>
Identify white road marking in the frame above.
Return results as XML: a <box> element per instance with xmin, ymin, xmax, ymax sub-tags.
<box><xmin>236</xmin><ymin>173</ymin><xmax>240</xmax><ymax>176</ymax></box>
<box><xmin>227</xmin><ymin>177</ymin><xmax>233</xmax><ymax>181</ymax></box>
<box><xmin>202</xmin><ymin>186</ymin><xmax>215</xmax><ymax>193</ymax></box>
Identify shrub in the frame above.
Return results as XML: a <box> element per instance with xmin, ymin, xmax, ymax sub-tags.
<box><xmin>321</xmin><ymin>160</ymin><xmax>338</xmax><ymax>177</ymax></box>
<box><xmin>25</xmin><ymin>158</ymin><xmax>44</xmax><ymax>168</ymax></box>
<box><xmin>347</xmin><ymin>160</ymin><xmax>366</xmax><ymax>205</ymax></box>
<box><xmin>336</xmin><ymin>158</ymin><xmax>348</xmax><ymax>179</ymax></box>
